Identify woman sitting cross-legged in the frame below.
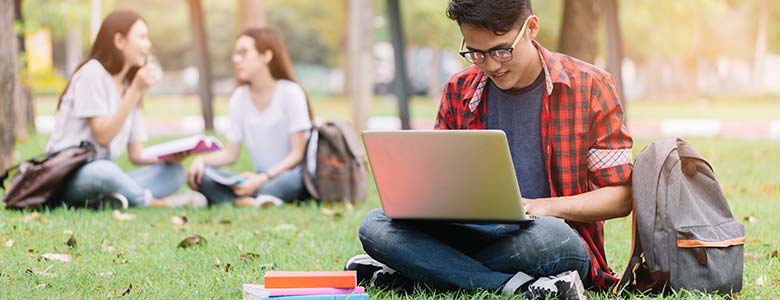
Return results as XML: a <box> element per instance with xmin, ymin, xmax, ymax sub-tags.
<box><xmin>187</xmin><ymin>28</ymin><xmax>312</xmax><ymax>207</ymax></box>
<box><xmin>47</xmin><ymin>10</ymin><xmax>206</xmax><ymax>209</ymax></box>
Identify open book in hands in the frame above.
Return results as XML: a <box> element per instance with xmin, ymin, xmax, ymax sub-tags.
<box><xmin>141</xmin><ymin>135</ymin><xmax>223</xmax><ymax>161</ymax></box>
<box><xmin>204</xmin><ymin>168</ymin><xmax>245</xmax><ymax>186</ymax></box>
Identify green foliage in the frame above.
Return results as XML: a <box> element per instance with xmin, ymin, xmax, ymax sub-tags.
<box><xmin>618</xmin><ymin>0</ymin><xmax>772</xmax><ymax>63</ymax></box>
<box><xmin>400</xmin><ymin>0</ymin><xmax>459</xmax><ymax>49</ymax></box>
<box><xmin>27</xmin><ymin>68</ymin><xmax>67</xmax><ymax>96</ymax></box>
<box><xmin>266</xmin><ymin>5</ymin><xmax>334</xmax><ymax>66</ymax></box>
<box><xmin>112</xmin><ymin>0</ymin><xmax>237</xmax><ymax>78</ymax></box>
<box><xmin>21</xmin><ymin>0</ymin><xmax>90</xmax><ymax>39</ymax></box>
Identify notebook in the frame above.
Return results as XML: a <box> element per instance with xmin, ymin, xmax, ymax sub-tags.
<box><xmin>263</xmin><ymin>271</ymin><xmax>357</xmax><ymax>289</ymax></box>
<box><xmin>141</xmin><ymin>135</ymin><xmax>223</xmax><ymax>160</ymax></box>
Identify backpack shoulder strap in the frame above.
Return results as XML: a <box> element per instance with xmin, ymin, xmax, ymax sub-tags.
<box><xmin>612</xmin><ymin>211</ymin><xmax>643</xmax><ymax>295</ymax></box>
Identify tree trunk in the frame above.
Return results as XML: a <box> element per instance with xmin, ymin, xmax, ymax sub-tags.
<box><xmin>341</xmin><ymin>0</ymin><xmax>350</xmax><ymax>96</ymax></box>
<box><xmin>15</xmin><ymin>0</ymin><xmax>33</xmax><ymax>132</ymax></box>
<box><xmin>347</xmin><ymin>0</ymin><xmax>373</xmax><ymax>132</ymax></box>
<box><xmin>13</xmin><ymin>66</ymin><xmax>27</xmax><ymax>141</ymax></box>
<box><xmin>237</xmin><ymin>0</ymin><xmax>265</xmax><ymax>31</ymax></box>
<box><xmin>90</xmin><ymin>0</ymin><xmax>101</xmax><ymax>41</ymax></box>
<box><xmin>24</xmin><ymin>86</ymin><xmax>34</xmax><ymax>131</ymax></box>
<box><xmin>1</xmin><ymin>0</ymin><xmax>18</xmax><ymax>171</ymax></box>
<box><xmin>428</xmin><ymin>48</ymin><xmax>442</xmax><ymax>103</ymax></box>
<box><xmin>188</xmin><ymin>0</ymin><xmax>215</xmax><ymax>131</ymax></box>
<box><xmin>558</xmin><ymin>0</ymin><xmax>600</xmax><ymax>63</ymax></box>
<box><xmin>12</xmin><ymin>0</ymin><xmax>27</xmax><ymax>140</ymax></box>
<box><xmin>387</xmin><ymin>0</ymin><xmax>411</xmax><ymax>130</ymax></box>
<box><xmin>601</xmin><ymin>0</ymin><xmax>626</xmax><ymax>121</ymax></box>
<box><xmin>752</xmin><ymin>0</ymin><xmax>769</xmax><ymax>93</ymax></box>
<box><xmin>65</xmin><ymin>26</ymin><xmax>83</xmax><ymax>75</ymax></box>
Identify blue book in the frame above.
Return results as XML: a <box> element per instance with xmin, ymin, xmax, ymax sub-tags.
<box><xmin>256</xmin><ymin>293</ymin><xmax>369</xmax><ymax>300</ymax></box>
<box><xmin>204</xmin><ymin>168</ymin><xmax>245</xmax><ymax>186</ymax></box>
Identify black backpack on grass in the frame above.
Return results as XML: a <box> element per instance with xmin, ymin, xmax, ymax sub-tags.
<box><xmin>613</xmin><ymin>138</ymin><xmax>744</xmax><ymax>295</ymax></box>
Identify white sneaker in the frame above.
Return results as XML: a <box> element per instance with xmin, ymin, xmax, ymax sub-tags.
<box><xmin>164</xmin><ymin>191</ymin><xmax>208</xmax><ymax>208</ymax></box>
<box><xmin>344</xmin><ymin>254</ymin><xmax>412</xmax><ymax>291</ymax></box>
<box><xmin>524</xmin><ymin>270</ymin><xmax>587</xmax><ymax>300</ymax></box>
<box><xmin>254</xmin><ymin>195</ymin><xmax>284</xmax><ymax>208</ymax></box>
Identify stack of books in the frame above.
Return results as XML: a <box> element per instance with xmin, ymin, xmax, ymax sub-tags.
<box><xmin>244</xmin><ymin>271</ymin><xmax>368</xmax><ymax>300</ymax></box>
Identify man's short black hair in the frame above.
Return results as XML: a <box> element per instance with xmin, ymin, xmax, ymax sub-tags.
<box><xmin>446</xmin><ymin>0</ymin><xmax>533</xmax><ymax>35</ymax></box>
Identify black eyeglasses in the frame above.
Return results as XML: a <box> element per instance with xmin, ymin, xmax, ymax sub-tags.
<box><xmin>459</xmin><ymin>17</ymin><xmax>530</xmax><ymax>64</ymax></box>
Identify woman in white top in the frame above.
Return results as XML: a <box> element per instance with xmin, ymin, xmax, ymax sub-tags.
<box><xmin>47</xmin><ymin>10</ymin><xmax>204</xmax><ymax>208</ymax></box>
<box><xmin>188</xmin><ymin>28</ymin><xmax>312</xmax><ymax>207</ymax></box>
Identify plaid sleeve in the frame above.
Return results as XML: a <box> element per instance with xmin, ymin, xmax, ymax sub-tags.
<box><xmin>434</xmin><ymin>79</ymin><xmax>456</xmax><ymax>130</ymax></box>
<box><xmin>587</xmin><ymin>73</ymin><xmax>633</xmax><ymax>187</ymax></box>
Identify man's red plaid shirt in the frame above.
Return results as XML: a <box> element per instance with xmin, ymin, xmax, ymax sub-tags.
<box><xmin>434</xmin><ymin>41</ymin><xmax>633</xmax><ymax>290</ymax></box>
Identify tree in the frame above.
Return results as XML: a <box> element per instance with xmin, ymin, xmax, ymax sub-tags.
<box><xmin>401</xmin><ymin>0</ymin><xmax>461</xmax><ymax>103</ymax></box>
<box><xmin>752</xmin><ymin>0</ymin><xmax>769</xmax><ymax>93</ymax></box>
<box><xmin>13</xmin><ymin>0</ymin><xmax>29</xmax><ymax>141</ymax></box>
<box><xmin>187</xmin><ymin>0</ymin><xmax>215</xmax><ymax>131</ymax></box>
<box><xmin>346</xmin><ymin>0</ymin><xmax>372</xmax><ymax>132</ymax></box>
<box><xmin>1</xmin><ymin>0</ymin><xmax>19</xmax><ymax>171</ymax></box>
<box><xmin>237</xmin><ymin>0</ymin><xmax>266</xmax><ymax>31</ymax></box>
<box><xmin>558</xmin><ymin>0</ymin><xmax>600</xmax><ymax>63</ymax></box>
<box><xmin>601</xmin><ymin>0</ymin><xmax>625</xmax><ymax>113</ymax></box>
<box><xmin>387</xmin><ymin>0</ymin><xmax>411</xmax><ymax>130</ymax></box>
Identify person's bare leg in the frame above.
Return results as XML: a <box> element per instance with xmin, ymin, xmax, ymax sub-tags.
<box><xmin>234</xmin><ymin>195</ymin><xmax>283</xmax><ymax>208</ymax></box>
<box><xmin>147</xmin><ymin>198</ymin><xmax>172</xmax><ymax>208</ymax></box>
<box><xmin>148</xmin><ymin>191</ymin><xmax>208</xmax><ymax>208</ymax></box>
<box><xmin>234</xmin><ymin>196</ymin><xmax>256</xmax><ymax>207</ymax></box>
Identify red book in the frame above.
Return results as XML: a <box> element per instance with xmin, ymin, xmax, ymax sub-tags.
<box><xmin>263</xmin><ymin>271</ymin><xmax>357</xmax><ymax>289</ymax></box>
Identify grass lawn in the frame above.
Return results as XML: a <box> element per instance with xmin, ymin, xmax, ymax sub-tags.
<box><xmin>1</xmin><ymin>135</ymin><xmax>778</xmax><ymax>299</ymax></box>
<box><xmin>3</xmin><ymin>94</ymin><xmax>780</xmax><ymax>298</ymax></box>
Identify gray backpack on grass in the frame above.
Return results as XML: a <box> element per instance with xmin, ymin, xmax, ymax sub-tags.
<box><xmin>614</xmin><ymin>138</ymin><xmax>744</xmax><ymax>295</ymax></box>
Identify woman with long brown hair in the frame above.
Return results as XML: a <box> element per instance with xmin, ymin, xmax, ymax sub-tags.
<box><xmin>47</xmin><ymin>10</ymin><xmax>205</xmax><ymax>208</ymax></box>
<box><xmin>187</xmin><ymin>28</ymin><xmax>312</xmax><ymax>207</ymax></box>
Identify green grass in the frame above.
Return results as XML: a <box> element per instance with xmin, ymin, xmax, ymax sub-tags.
<box><xmin>3</xmin><ymin>94</ymin><xmax>780</xmax><ymax>299</ymax></box>
<box><xmin>1</xmin><ymin>136</ymin><xmax>779</xmax><ymax>299</ymax></box>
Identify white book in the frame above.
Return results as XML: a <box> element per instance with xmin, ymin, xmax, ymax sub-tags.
<box><xmin>141</xmin><ymin>135</ymin><xmax>223</xmax><ymax>160</ymax></box>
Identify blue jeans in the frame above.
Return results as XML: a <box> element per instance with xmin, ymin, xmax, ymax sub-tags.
<box><xmin>61</xmin><ymin>160</ymin><xmax>186</xmax><ymax>207</ymax></box>
<box><xmin>197</xmin><ymin>166</ymin><xmax>306</xmax><ymax>205</ymax></box>
<box><xmin>358</xmin><ymin>209</ymin><xmax>591</xmax><ymax>292</ymax></box>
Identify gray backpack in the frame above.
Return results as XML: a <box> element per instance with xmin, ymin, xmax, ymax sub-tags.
<box><xmin>302</xmin><ymin>120</ymin><xmax>368</xmax><ymax>205</ymax></box>
<box><xmin>614</xmin><ymin>138</ymin><xmax>744</xmax><ymax>295</ymax></box>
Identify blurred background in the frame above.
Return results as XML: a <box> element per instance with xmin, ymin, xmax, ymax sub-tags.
<box><xmin>1</xmin><ymin>0</ymin><xmax>779</xmax><ymax>169</ymax></box>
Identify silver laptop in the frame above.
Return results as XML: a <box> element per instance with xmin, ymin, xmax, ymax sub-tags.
<box><xmin>362</xmin><ymin>130</ymin><xmax>532</xmax><ymax>223</ymax></box>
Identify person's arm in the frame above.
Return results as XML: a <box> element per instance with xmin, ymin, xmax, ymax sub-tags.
<box><xmin>88</xmin><ymin>65</ymin><xmax>155</xmax><ymax>147</ymax></box>
<box><xmin>127</xmin><ymin>141</ymin><xmax>158</xmax><ymax>165</ymax></box>
<box><xmin>232</xmin><ymin>131</ymin><xmax>307</xmax><ymax>197</ymax></box>
<box><xmin>263</xmin><ymin>131</ymin><xmax>306</xmax><ymax>179</ymax></box>
<box><xmin>187</xmin><ymin>141</ymin><xmax>241</xmax><ymax>189</ymax></box>
<box><xmin>199</xmin><ymin>141</ymin><xmax>242</xmax><ymax>167</ymax></box>
<box><xmin>524</xmin><ymin>185</ymin><xmax>632</xmax><ymax>222</ymax></box>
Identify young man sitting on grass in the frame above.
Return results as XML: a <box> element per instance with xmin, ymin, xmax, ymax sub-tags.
<box><xmin>345</xmin><ymin>0</ymin><xmax>633</xmax><ymax>299</ymax></box>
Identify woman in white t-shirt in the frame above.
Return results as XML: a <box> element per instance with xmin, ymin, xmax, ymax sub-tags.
<box><xmin>47</xmin><ymin>10</ymin><xmax>205</xmax><ymax>208</ymax></box>
<box><xmin>188</xmin><ymin>28</ymin><xmax>312</xmax><ymax>207</ymax></box>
